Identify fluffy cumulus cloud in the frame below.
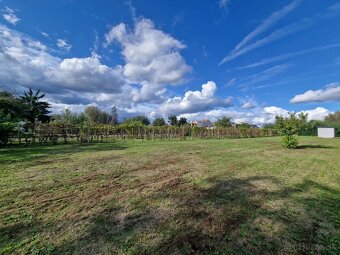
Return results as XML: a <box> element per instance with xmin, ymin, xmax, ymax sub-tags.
<box><xmin>178</xmin><ymin>105</ymin><xmax>330</xmax><ymax>126</ymax></box>
<box><xmin>0</xmin><ymin>19</ymin><xmax>334</xmax><ymax>123</ymax></box>
<box><xmin>2</xmin><ymin>7</ymin><xmax>21</xmax><ymax>25</ymax></box>
<box><xmin>105</xmin><ymin>18</ymin><xmax>192</xmax><ymax>103</ymax></box>
<box><xmin>0</xmin><ymin>20</ymin><xmax>192</xmax><ymax>116</ymax></box>
<box><xmin>290</xmin><ymin>83</ymin><xmax>340</xmax><ymax>103</ymax></box>
<box><xmin>301</xmin><ymin>107</ymin><xmax>330</xmax><ymax>121</ymax></box>
<box><xmin>0</xmin><ymin>24</ymin><xmax>125</xmax><ymax>99</ymax></box>
<box><xmin>160</xmin><ymin>81</ymin><xmax>232</xmax><ymax>115</ymax></box>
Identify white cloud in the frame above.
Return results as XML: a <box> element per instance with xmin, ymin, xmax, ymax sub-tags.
<box><xmin>179</xmin><ymin>105</ymin><xmax>331</xmax><ymax>126</ymax></box>
<box><xmin>179</xmin><ymin>106</ymin><xmax>289</xmax><ymax>125</ymax></box>
<box><xmin>105</xmin><ymin>18</ymin><xmax>192</xmax><ymax>103</ymax></box>
<box><xmin>0</xmin><ymin>20</ymin><xmax>192</xmax><ymax>112</ymax></box>
<box><xmin>2</xmin><ymin>7</ymin><xmax>21</xmax><ymax>25</ymax></box>
<box><xmin>160</xmin><ymin>81</ymin><xmax>232</xmax><ymax>115</ymax></box>
<box><xmin>47</xmin><ymin>56</ymin><xmax>125</xmax><ymax>93</ymax></box>
<box><xmin>300</xmin><ymin>107</ymin><xmax>331</xmax><ymax>121</ymax></box>
<box><xmin>56</xmin><ymin>39</ymin><xmax>72</xmax><ymax>51</ymax></box>
<box><xmin>0</xmin><ymin>25</ymin><xmax>125</xmax><ymax>96</ymax></box>
<box><xmin>41</xmin><ymin>32</ymin><xmax>49</xmax><ymax>38</ymax></box>
<box><xmin>290</xmin><ymin>83</ymin><xmax>340</xmax><ymax>103</ymax></box>
<box><xmin>219</xmin><ymin>0</ymin><xmax>230</xmax><ymax>10</ymax></box>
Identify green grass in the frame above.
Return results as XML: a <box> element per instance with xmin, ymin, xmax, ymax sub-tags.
<box><xmin>0</xmin><ymin>137</ymin><xmax>339</xmax><ymax>254</ymax></box>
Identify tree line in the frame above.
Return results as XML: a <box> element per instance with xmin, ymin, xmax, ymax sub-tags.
<box><xmin>0</xmin><ymin>88</ymin><xmax>339</xmax><ymax>146</ymax></box>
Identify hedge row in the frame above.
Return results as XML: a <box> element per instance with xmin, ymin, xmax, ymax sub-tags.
<box><xmin>10</xmin><ymin>123</ymin><xmax>279</xmax><ymax>145</ymax></box>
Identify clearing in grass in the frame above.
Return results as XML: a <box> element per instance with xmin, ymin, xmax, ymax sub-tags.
<box><xmin>0</xmin><ymin>137</ymin><xmax>339</xmax><ymax>254</ymax></box>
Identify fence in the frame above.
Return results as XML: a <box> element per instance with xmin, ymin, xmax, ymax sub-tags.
<box><xmin>12</xmin><ymin>123</ymin><xmax>279</xmax><ymax>145</ymax></box>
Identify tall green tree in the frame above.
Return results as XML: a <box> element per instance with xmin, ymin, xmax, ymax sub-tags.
<box><xmin>110</xmin><ymin>106</ymin><xmax>118</xmax><ymax>125</ymax></box>
<box><xmin>123</xmin><ymin>115</ymin><xmax>150</xmax><ymax>126</ymax></box>
<box><xmin>236</xmin><ymin>122</ymin><xmax>252</xmax><ymax>128</ymax></box>
<box><xmin>20</xmin><ymin>88</ymin><xmax>50</xmax><ymax>125</ymax></box>
<box><xmin>168</xmin><ymin>115</ymin><xmax>178</xmax><ymax>126</ymax></box>
<box><xmin>178</xmin><ymin>117</ymin><xmax>187</xmax><ymax>126</ymax></box>
<box><xmin>0</xmin><ymin>90</ymin><xmax>23</xmax><ymax>118</ymax></box>
<box><xmin>52</xmin><ymin>108</ymin><xmax>87</xmax><ymax>125</ymax></box>
<box><xmin>324</xmin><ymin>111</ymin><xmax>340</xmax><ymax>125</ymax></box>
<box><xmin>153</xmin><ymin>117</ymin><xmax>166</xmax><ymax>126</ymax></box>
<box><xmin>84</xmin><ymin>106</ymin><xmax>112</xmax><ymax>124</ymax></box>
<box><xmin>0</xmin><ymin>110</ymin><xmax>17</xmax><ymax>145</ymax></box>
<box><xmin>215</xmin><ymin>117</ymin><xmax>232</xmax><ymax>128</ymax></box>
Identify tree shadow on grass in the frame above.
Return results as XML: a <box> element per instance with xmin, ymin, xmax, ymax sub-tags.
<box><xmin>296</xmin><ymin>144</ymin><xmax>335</xmax><ymax>149</ymax></box>
<box><xmin>49</xmin><ymin>175</ymin><xmax>339</xmax><ymax>254</ymax></box>
<box><xmin>0</xmin><ymin>141</ymin><xmax>128</xmax><ymax>164</ymax></box>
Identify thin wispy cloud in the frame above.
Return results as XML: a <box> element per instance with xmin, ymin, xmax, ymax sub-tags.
<box><xmin>219</xmin><ymin>0</ymin><xmax>230</xmax><ymax>10</ymax></box>
<box><xmin>126</xmin><ymin>0</ymin><xmax>137</xmax><ymax>22</ymax></box>
<box><xmin>236</xmin><ymin>43</ymin><xmax>340</xmax><ymax>70</ymax></box>
<box><xmin>219</xmin><ymin>0</ymin><xmax>301</xmax><ymax>64</ymax></box>
<box><xmin>220</xmin><ymin>0</ymin><xmax>340</xmax><ymax>65</ymax></box>
<box><xmin>172</xmin><ymin>12</ymin><xmax>184</xmax><ymax>26</ymax></box>
<box><xmin>233</xmin><ymin>0</ymin><xmax>301</xmax><ymax>54</ymax></box>
<box><xmin>41</xmin><ymin>32</ymin><xmax>49</xmax><ymax>38</ymax></box>
<box><xmin>254</xmin><ymin>72</ymin><xmax>340</xmax><ymax>90</ymax></box>
<box><xmin>328</xmin><ymin>2</ymin><xmax>340</xmax><ymax>11</ymax></box>
<box><xmin>56</xmin><ymin>39</ymin><xmax>72</xmax><ymax>51</ymax></box>
<box><xmin>237</xmin><ymin>63</ymin><xmax>292</xmax><ymax>91</ymax></box>
<box><xmin>220</xmin><ymin>17</ymin><xmax>312</xmax><ymax>64</ymax></box>
<box><xmin>2</xmin><ymin>6</ymin><xmax>21</xmax><ymax>25</ymax></box>
<box><xmin>242</xmin><ymin>63</ymin><xmax>292</xmax><ymax>83</ymax></box>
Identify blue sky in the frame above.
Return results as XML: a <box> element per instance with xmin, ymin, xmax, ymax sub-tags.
<box><xmin>0</xmin><ymin>0</ymin><xmax>339</xmax><ymax>124</ymax></box>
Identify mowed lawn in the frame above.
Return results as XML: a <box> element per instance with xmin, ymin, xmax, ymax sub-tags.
<box><xmin>0</xmin><ymin>137</ymin><xmax>339</xmax><ymax>255</ymax></box>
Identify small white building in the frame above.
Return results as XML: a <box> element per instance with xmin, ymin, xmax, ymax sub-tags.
<box><xmin>317</xmin><ymin>127</ymin><xmax>335</xmax><ymax>138</ymax></box>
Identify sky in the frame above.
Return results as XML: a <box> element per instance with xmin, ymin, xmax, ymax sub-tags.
<box><xmin>0</xmin><ymin>0</ymin><xmax>339</xmax><ymax>125</ymax></box>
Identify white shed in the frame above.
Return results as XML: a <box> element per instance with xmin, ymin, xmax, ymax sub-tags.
<box><xmin>317</xmin><ymin>127</ymin><xmax>335</xmax><ymax>138</ymax></box>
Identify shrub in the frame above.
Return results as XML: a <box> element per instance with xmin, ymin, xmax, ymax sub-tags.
<box><xmin>281</xmin><ymin>135</ymin><xmax>299</xmax><ymax>148</ymax></box>
<box><xmin>275</xmin><ymin>112</ymin><xmax>307</xmax><ymax>149</ymax></box>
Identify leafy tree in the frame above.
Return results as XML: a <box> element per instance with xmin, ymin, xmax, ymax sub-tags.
<box><xmin>178</xmin><ymin>117</ymin><xmax>187</xmax><ymax>126</ymax></box>
<box><xmin>84</xmin><ymin>106</ymin><xmax>112</xmax><ymax>124</ymax></box>
<box><xmin>236</xmin><ymin>122</ymin><xmax>251</xmax><ymax>128</ymax></box>
<box><xmin>0</xmin><ymin>110</ymin><xmax>17</xmax><ymax>145</ymax></box>
<box><xmin>263</xmin><ymin>123</ymin><xmax>276</xmax><ymax>129</ymax></box>
<box><xmin>215</xmin><ymin>117</ymin><xmax>232</xmax><ymax>128</ymax></box>
<box><xmin>20</xmin><ymin>88</ymin><xmax>50</xmax><ymax>125</ymax></box>
<box><xmin>123</xmin><ymin>115</ymin><xmax>150</xmax><ymax>126</ymax></box>
<box><xmin>168</xmin><ymin>115</ymin><xmax>178</xmax><ymax>126</ymax></box>
<box><xmin>324</xmin><ymin>111</ymin><xmax>340</xmax><ymax>124</ymax></box>
<box><xmin>274</xmin><ymin>112</ymin><xmax>308</xmax><ymax>148</ymax></box>
<box><xmin>0</xmin><ymin>90</ymin><xmax>23</xmax><ymax>118</ymax></box>
<box><xmin>52</xmin><ymin>108</ymin><xmax>87</xmax><ymax>125</ymax></box>
<box><xmin>323</xmin><ymin>111</ymin><xmax>340</xmax><ymax>136</ymax></box>
<box><xmin>153</xmin><ymin>117</ymin><xmax>166</xmax><ymax>126</ymax></box>
<box><xmin>110</xmin><ymin>106</ymin><xmax>118</xmax><ymax>125</ymax></box>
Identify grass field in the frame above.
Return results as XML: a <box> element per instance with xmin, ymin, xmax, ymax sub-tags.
<box><xmin>0</xmin><ymin>137</ymin><xmax>339</xmax><ymax>254</ymax></box>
